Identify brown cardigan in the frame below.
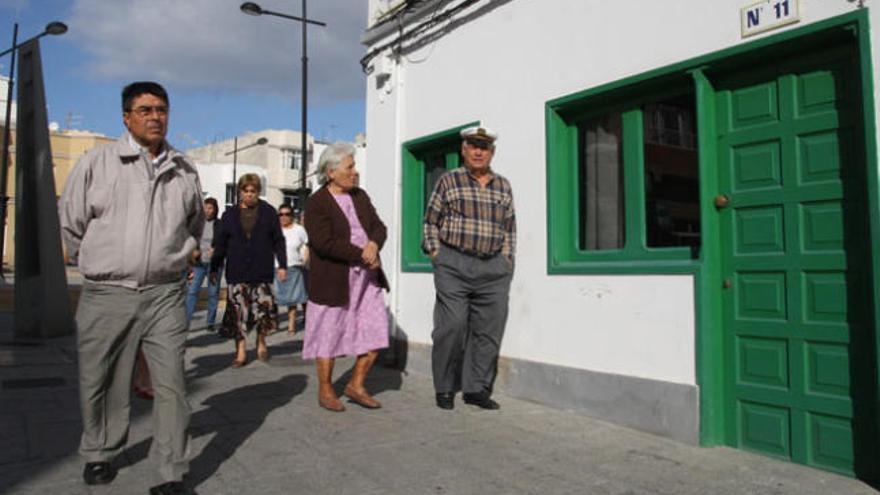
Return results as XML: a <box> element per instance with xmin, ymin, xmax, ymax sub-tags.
<box><xmin>304</xmin><ymin>186</ymin><xmax>389</xmax><ymax>306</ymax></box>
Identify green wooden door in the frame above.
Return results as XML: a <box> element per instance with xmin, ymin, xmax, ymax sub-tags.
<box><xmin>716</xmin><ymin>47</ymin><xmax>874</xmax><ymax>476</ymax></box>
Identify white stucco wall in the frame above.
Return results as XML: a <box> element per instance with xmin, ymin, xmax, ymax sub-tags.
<box><xmin>364</xmin><ymin>0</ymin><xmax>877</xmax><ymax>386</ymax></box>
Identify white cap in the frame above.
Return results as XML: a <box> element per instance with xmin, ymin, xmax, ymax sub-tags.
<box><xmin>460</xmin><ymin>125</ymin><xmax>498</xmax><ymax>143</ymax></box>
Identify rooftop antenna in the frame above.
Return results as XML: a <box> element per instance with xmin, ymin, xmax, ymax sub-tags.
<box><xmin>64</xmin><ymin>111</ymin><xmax>82</xmax><ymax>130</ymax></box>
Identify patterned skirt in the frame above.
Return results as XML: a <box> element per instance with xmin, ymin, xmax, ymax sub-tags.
<box><xmin>219</xmin><ymin>282</ymin><xmax>278</xmax><ymax>340</ymax></box>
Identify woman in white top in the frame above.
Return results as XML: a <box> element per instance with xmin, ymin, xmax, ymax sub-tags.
<box><xmin>275</xmin><ymin>204</ymin><xmax>309</xmax><ymax>334</ymax></box>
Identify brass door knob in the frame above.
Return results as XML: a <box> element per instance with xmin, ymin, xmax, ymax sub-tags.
<box><xmin>714</xmin><ymin>194</ymin><xmax>730</xmax><ymax>209</ymax></box>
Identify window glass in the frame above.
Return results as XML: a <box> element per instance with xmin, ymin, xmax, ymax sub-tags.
<box><xmin>281</xmin><ymin>148</ymin><xmax>296</xmax><ymax>170</ymax></box>
<box><xmin>282</xmin><ymin>148</ymin><xmax>312</xmax><ymax>171</ymax></box>
<box><xmin>281</xmin><ymin>189</ymin><xmax>296</xmax><ymax>207</ymax></box>
<box><xmin>643</xmin><ymin>94</ymin><xmax>700</xmax><ymax>248</ymax></box>
<box><xmin>580</xmin><ymin>113</ymin><xmax>624</xmax><ymax>250</ymax></box>
<box><xmin>225</xmin><ymin>183</ymin><xmax>235</xmax><ymax>207</ymax></box>
<box><xmin>423</xmin><ymin>152</ymin><xmax>448</xmax><ymax>208</ymax></box>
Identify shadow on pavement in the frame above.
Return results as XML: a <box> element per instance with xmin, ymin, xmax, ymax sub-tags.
<box><xmin>332</xmin><ymin>360</ymin><xmax>405</xmax><ymax>402</ymax></box>
<box><xmin>186</xmin><ymin>331</ymin><xmax>225</xmax><ymax>349</ymax></box>
<box><xmin>119</xmin><ymin>374</ymin><xmax>308</xmax><ymax>490</ymax></box>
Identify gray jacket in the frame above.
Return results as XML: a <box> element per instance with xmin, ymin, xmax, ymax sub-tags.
<box><xmin>60</xmin><ymin>134</ymin><xmax>205</xmax><ymax>287</ymax></box>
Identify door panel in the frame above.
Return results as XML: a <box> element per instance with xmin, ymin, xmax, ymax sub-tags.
<box><xmin>717</xmin><ymin>47</ymin><xmax>872</xmax><ymax>476</ymax></box>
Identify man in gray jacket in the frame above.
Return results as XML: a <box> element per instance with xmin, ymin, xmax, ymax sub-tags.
<box><xmin>60</xmin><ymin>82</ymin><xmax>204</xmax><ymax>495</ymax></box>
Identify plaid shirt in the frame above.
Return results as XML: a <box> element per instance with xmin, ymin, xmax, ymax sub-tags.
<box><xmin>423</xmin><ymin>167</ymin><xmax>516</xmax><ymax>260</ymax></box>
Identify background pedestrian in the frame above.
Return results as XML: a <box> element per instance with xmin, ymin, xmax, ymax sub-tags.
<box><xmin>211</xmin><ymin>174</ymin><xmax>286</xmax><ymax>367</ymax></box>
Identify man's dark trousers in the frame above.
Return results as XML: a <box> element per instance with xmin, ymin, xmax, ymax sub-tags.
<box><xmin>431</xmin><ymin>245</ymin><xmax>512</xmax><ymax>395</ymax></box>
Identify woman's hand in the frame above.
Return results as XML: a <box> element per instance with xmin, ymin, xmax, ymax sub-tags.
<box><xmin>361</xmin><ymin>240</ymin><xmax>379</xmax><ymax>266</ymax></box>
<box><xmin>277</xmin><ymin>268</ymin><xmax>288</xmax><ymax>282</ymax></box>
<box><xmin>368</xmin><ymin>259</ymin><xmax>381</xmax><ymax>270</ymax></box>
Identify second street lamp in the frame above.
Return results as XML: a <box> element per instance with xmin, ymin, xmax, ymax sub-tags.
<box><xmin>240</xmin><ymin>1</ymin><xmax>325</xmax><ymax>204</ymax></box>
<box><xmin>225</xmin><ymin>136</ymin><xmax>268</xmax><ymax>205</ymax></box>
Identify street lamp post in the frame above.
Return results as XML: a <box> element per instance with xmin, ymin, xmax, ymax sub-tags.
<box><xmin>0</xmin><ymin>21</ymin><xmax>67</xmax><ymax>278</ymax></box>
<box><xmin>224</xmin><ymin>136</ymin><xmax>267</xmax><ymax>205</ymax></box>
<box><xmin>240</xmin><ymin>2</ymin><xmax>325</xmax><ymax>202</ymax></box>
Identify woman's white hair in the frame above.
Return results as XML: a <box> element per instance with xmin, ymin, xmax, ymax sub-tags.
<box><xmin>316</xmin><ymin>141</ymin><xmax>356</xmax><ymax>186</ymax></box>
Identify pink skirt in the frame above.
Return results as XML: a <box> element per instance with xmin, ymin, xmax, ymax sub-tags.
<box><xmin>302</xmin><ymin>265</ymin><xmax>389</xmax><ymax>359</ymax></box>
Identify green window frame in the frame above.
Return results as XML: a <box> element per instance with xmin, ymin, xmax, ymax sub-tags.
<box><xmin>400</xmin><ymin>122</ymin><xmax>478</xmax><ymax>272</ymax></box>
<box><xmin>546</xmin><ymin>77</ymin><xmax>705</xmax><ymax>274</ymax></box>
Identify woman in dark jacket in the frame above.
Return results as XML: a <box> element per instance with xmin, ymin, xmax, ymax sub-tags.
<box><xmin>304</xmin><ymin>142</ymin><xmax>389</xmax><ymax>412</ymax></box>
<box><xmin>211</xmin><ymin>174</ymin><xmax>287</xmax><ymax>367</ymax></box>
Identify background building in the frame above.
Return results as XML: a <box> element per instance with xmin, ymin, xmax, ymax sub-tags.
<box><xmin>361</xmin><ymin>0</ymin><xmax>880</xmax><ymax>481</ymax></box>
<box><xmin>187</xmin><ymin>130</ymin><xmax>367</xmax><ymax>211</ymax></box>
<box><xmin>0</xmin><ymin>77</ymin><xmax>113</xmax><ymax>268</ymax></box>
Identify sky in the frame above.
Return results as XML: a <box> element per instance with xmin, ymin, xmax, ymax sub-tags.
<box><xmin>0</xmin><ymin>0</ymin><xmax>369</xmax><ymax>151</ymax></box>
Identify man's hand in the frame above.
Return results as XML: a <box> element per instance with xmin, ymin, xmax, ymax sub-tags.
<box><xmin>430</xmin><ymin>250</ymin><xmax>438</xmax><ymax>262</ymax></box>
<box><xmin>361</xmin><ymin>241</ymin><xmax>379</xmax><ymax>266</ymax></box>
<box><xmin>187</xmin><ymin>269</ymin><xmax>194</xmax><ymax>281</ymax></box>
<box><xmin>368</xmin><ymin>259</ymin><xmax>381</xmax><ymax>270</ymax></box>
<box><xmin>209</xmin><ymin>271</ymin><xmax>218</xmax><ymax>285</ymax></box>
<box><xmin>277</xmin><ymin>268</ymin><xmax>288</xmax><ymax>282</ymax></box>
<box><xmin>191</xmin><ymin>249</ymin><xmax>201</xmax><ymax>263</ymax></box>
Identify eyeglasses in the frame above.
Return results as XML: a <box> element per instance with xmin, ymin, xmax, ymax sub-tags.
<box><xmin>129</xmin><ymin>105</ymin><xmax>168</xmax><ymax>118</ymax></box>
<box><xmin>278</xmin><ymin>212</ymin><xmax>292</xmax><ymax>217</ymax></box>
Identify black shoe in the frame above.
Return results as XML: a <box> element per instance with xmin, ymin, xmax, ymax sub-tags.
<box><xmin>435</xmin><ymin>392</ymin><xmax>455</xmax><ymax>410</ymax></box>
<box><xmin>149</xmin><ymin>481</ymin><xmax>190</xmax><ymax>495</ymax></box>
<box><xmin>463</xmin><ymin>392</ymin><xmax>500</xmax><ymax>410</ymax></box>
<box><xmin>82</xmin><ymin>462</ymin><xmax>117</xmax><ymax>485</ymax></box>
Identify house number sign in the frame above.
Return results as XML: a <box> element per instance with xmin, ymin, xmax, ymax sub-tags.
<box><xmin>741</xmin><ymin>0</ymin><xmax>800</xmax><ymax>38</ymax></box>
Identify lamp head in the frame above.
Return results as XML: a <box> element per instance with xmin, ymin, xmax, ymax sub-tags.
<box><xmin>256</xmin><ymin>137</ymin><xmax>268</xmax><ymax>145</ymax></box>
<box><xmin>44</xmin><ymin>21</ymin><xmax>68</xmax><ymax>36</ymax></box>
<box><xmin>240</xmin><ymin>2</ymin><xmax>263</xmax><ymax>16</ymax></box>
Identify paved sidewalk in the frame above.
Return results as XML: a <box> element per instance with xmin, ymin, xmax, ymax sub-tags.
<box><xmin>0</xmin><ymin>312</ymin><xmax>877</xmax><ymax>495</ymax></box>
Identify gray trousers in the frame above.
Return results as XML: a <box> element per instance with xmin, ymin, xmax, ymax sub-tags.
<box><xmin>76</xmin><ymin>281</ymin><xmax>190</xmax><ymax>482</ymax></box>
<box><xmin>431</xmin><ymin>245</ymin><xmax>512</xmax><ymax>395</ymax></box>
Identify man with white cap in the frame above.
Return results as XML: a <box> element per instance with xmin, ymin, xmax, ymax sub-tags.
<box><xmin>423</xmin><ymin>125</ymin><xmax>516</xmax><ymax>410</ymax></box>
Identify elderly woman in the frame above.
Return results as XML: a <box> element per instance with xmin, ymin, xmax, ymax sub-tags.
<box><xmin>304</xmin><ymin>142</ymin><xmax>389</xmax><ymax>412</ymax></box>
<box><xmin>211</xmin><ymin>174</ymin><xmax>287</xmax><ymax>367</ymax></box>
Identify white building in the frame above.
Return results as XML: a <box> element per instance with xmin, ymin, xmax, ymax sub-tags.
<box><xmin>362</xmin><ymin>0</ymin><xmax>880</xmax><ymax>480</ymax></box>
<box><xmin>0</xmin><ymin>76</ymin><xmax>15</xmax><ymax>128</ymax></box>
<box><xmin>187</xmin><ymin>130</ymin><xmax>367</xmax><ymax>211</ymax></box>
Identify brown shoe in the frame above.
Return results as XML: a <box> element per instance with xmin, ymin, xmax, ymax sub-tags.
<box><xmin>344</xmin><ymin>385</ymin><xmax>382</xmax><ymax>409</ymax></box>
<box><xmin>319</xmin><ymin>393</ymin><xmax>346</xmax><ymax>412</ymax></box>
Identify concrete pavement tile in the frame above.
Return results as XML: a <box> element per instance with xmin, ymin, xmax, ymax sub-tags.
<box><xmin>0</xmin><ymin>345</ymin><xmax>74</xmax><ymax>366</ymax></box>
<box><xmin>4</xmin><ymin>479</ymin><xmax>90</xmax><ymax>495</ymax></box>
<box><xmin>186</xmin><ymin>438</ymin><xmax>255</xmax><ymax>491</ymax></box>
<box><xmin>23</xmin><ymin>419</ymin><xmax>81</xmax><ymax>460</ymax></box>
<box><xmin>0</xmin><ymin>390</ymin><xmax>65</xmax><ymax>414</ymax></box>
<box><xmin>0</xmin><ymin>414</ymin><xmax>28</xmax><ymax>464</ymax></box>
<box><xmin>0</xmin><ymin>456</ymin><xmax>85</xmax><ymax>494</ymax></box>
<box><xmin>239</xmin><ymin>464</ymin><xmax>387</xmax><ymax>495</ymax></box>
<box><xmin>188</xmin><ymin>406</ymin><xmax>234</xmax><ymax>429</ymax></box>
<box><xmin>209</xmin><ymin>396</ymin><xmax>294</xmax><ymax>424</ymax></box>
